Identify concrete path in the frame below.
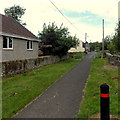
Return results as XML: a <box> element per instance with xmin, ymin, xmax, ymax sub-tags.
<box><xmin>14</xmin><ymin>52</ymin><xmax>97</xmax><ymax>118</ymax></box>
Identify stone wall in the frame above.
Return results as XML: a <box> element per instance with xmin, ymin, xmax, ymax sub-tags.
<box><xmin>106</xmin><ymin>53</ymin><xmax>120</xmax><ymax>66</ymax></box>
<box><xmin>1</xmin><ymin>55</ymin><xmax>68</xmax><ymax>77</ymax></box>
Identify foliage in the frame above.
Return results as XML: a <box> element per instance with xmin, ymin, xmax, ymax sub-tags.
<box><xmin>4</xmin><ymin>5</ymin><xmax>26</xmax><ymax>25</ymax></box>
<box><xmin>38</xmin><ymin>23</ymin><xmax>79</xmax><ymax>57</ymax></box>
<box><xmin>90</xmin><ymin>42</ymin><xmax>102</xmax><ymax>52</ymax></box>
<box><xmin>112</xmin><ymin>21</ymin><xmax>120</xmax><ymax>53</ymax></box>
<box><xmin>104</xmin><ymin>35</ymin><xmax>112</xmax><ymax>50</ymax></box>
<box><xmin>103</xmin><ymin>36</ymin><xmax>116</xmax><ymax>54</ymax></box>
<box><xmin>104</xmin><ymin>22</ymin><xmax>120</xmax><ymax>54</ymax></box>
<box><xmin>69</xmin><ymin>52</ymin><xmax>85</xmax><ymax>59</ymax></box>
<box><xmin>90</xmin><ymin>22</ymin><xmax>120</xmax><ymax>55</ymax></box>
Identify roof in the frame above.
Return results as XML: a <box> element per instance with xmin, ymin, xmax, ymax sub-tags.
<box><xmin>0</xmin><ymin>14</ymin><xmax>39</xmax><ymax>41</ymax></box>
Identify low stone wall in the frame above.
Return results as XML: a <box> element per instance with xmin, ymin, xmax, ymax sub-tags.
<box><xmin>1</xmin><ymin>55</ymin><xmax>68</xmax><ymax>77</ymax></box>
<box><xmin>105</xmin><ymin>53</ymin><xmax>120</xmax><ymax>66</ymax></box>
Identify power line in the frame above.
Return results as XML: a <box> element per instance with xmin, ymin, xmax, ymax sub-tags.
<box><xmin>49</xmin><ymin>0</ymin><xmax>83</xmax><ymax>33</ymax></box>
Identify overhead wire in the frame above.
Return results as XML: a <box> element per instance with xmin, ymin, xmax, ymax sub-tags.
<box><xmin>48</xmin><ymin>0</ymin><xmax>83</xmax><ymax>34</ymax></box>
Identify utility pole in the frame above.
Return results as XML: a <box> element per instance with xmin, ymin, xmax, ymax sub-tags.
<box><xmin>102</xmin><ymin>19</ymin><xmax>104</xmax><ymax>58</ymax></box>
<box><xmin>85</xmin><ymin>33</ymin><xmax>87</xmax><ymax>43</ymax></box>
<box><xmin>85</xmin><ymin>33</ymin><xmax>87</xmax><ymax>53</ymax></box>
<box><xmin>90</xmin><ymin>40</ymin><xmax>91</xmax><ymax>52</ymax></box>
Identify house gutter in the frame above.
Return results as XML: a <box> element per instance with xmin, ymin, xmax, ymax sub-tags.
<box><xmin>0</xmin><ymin>32</ymin><xmax>40</xmax><ymax>42</ymax></box>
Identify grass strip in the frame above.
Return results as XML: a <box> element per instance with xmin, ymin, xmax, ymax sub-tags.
<box><xmin>77</xmin><ymin>58</ymin><xmax>119</xmax><ymax>118</ymax></box>
<box><xmin>69</xmin><ymin>52</ymin><xmax>85</xmax><ymax>59</ymax></box>
<box><xmin>2</xmin><ymin>58</ymin><xmax>80</xmax><ymax>118</ymax></box>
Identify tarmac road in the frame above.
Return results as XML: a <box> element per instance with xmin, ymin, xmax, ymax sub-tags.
<box><xmin>14</xmin><ymin>52</ymin><xmax>97</xmax><ymax>118</ymax></box>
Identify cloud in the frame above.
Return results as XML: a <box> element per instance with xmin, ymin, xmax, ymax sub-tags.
<box><xmin>62</xmin><ymin>10</ymin><xmax>103</xmax><ymax>26</ymax></box>
<box><xmin>62</xmin><ymin>9</ymin><xmax>117</xmax><ymax>27</ymax></box>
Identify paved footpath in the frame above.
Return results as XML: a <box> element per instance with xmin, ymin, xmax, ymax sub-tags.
<box><xmin>14</xmin><ymin>52</ymin><xmax>97</xmax><ymax>118</ymax></box>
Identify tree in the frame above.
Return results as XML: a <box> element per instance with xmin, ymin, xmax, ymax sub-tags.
<box><xmin>90</xmin><ymin>42</ymin><xmax>102</xmax><ymax>52</ymax></box>
<box><xmin>38</xmin><ymin>23</ymin><xmax>79</xmax><ymax>57</ymax></box>
<box><xmin>90</xmin><ymin>42</ymin><xmax>96</xmax><ymax>51</ymax></box>
<box><xmin>104</xmin><ymin>35</ymin><xmax>111</xmax><ymax>50</ymax></box>
<box><xmin>112</xmin><ymin>21</ymin><xmax>120</xmax><ymax>53</ymax></box>
<box><xmin>103</xmin><ymin>22</ymin><xmax>120</xmax><ymax>54</ymax></box>
<box><xmin>4</xmin><ymin>5</ymin><xmax>26</xmax><ymax>25</ymax></box>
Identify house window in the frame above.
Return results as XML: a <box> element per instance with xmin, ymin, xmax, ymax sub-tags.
<box><xmin>3</xmin><ymin>36</ymin><xmax>13</xmax><ymax>49</ymax></box>
<box><xmin>27</xmin><ymin>40</ymin><xmax>33</xmax><ymax>50</ymax></box>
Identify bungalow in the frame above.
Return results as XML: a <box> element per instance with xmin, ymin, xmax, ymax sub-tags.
<box><xmin>68</xmin><ymin>40</ymin><xmax>85</xmax><ymax>53</ymax></box>
<box><xmin>0</xmin><ymin>14</ymin><xmax>40</xmax><ymax>62</ymax></box>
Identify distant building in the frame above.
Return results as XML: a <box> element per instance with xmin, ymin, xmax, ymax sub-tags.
<box><xmin>118</xmin><ymin>1</ymin><xmax>120</xmax><ymax>21</ymax></box>
<box><xmin>68</xmin><ymin>40</ymin><xmax>85</xmax><ymax>53</ymax></box>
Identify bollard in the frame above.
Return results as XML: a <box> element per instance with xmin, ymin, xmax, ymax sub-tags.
<box><xmin>100</xmin><ymin>83</ymin><xmax>110</xmax><ymax>120</ymax></box>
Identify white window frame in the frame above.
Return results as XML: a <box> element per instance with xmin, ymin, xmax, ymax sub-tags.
<box><xmin>3</xmin><ymin>36</ymin><xmax>13</xmax><ymax>49</ymax></box>
<box><xmin>27</xmin><ymin>40</ymin><xmax>33</xmax><ymax>50</ymax></box>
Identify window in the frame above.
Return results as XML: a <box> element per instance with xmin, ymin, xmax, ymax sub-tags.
<box><xmin>27</xmin><ymin>40</ymin><xmax>33</xmax><ymax>50</ymax></box>
<box><xmin>3</xmin><ymin>36</ymin><xmax>13</xmax><ymax>49</ymax></box>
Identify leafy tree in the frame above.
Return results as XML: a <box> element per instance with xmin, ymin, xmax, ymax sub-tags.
<box><xmin>91</xmin><ymin>22</ymin><xmax>120</xmax><ymax>54</ymax></box>
<box><xmin>106</xmin><ymin>22</ymin><xmax>120</xmax><ymax>54</ymax></box>
<box><xmin>108</xmin><ymin>41</ymin><xmax>115</xmax><ymax>54</ymax></box>
<box><xmin>38</xmin><ymin>23</ymin><xmax>79</xmax><ymax>57</ymax></box>
<box><xmin>112</xmin><ymin>22</ymin><xmax>120</xmax><ymax>53</ymax></box>
<box><xmin>4</xmin><ymin>5</ymin><xmax>26</xmax><ymax>25</ymax></box>
<box><xmin>104</xmin><ymin>35</ymin><xmax>112</xmax><ymax>50</ymax></box>
<box><xmin>90</xmin><ymin>42</ymin><xmax>102</xmax><ymax>52</ymax></box>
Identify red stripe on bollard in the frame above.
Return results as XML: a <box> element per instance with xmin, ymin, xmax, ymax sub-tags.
<box><xmin>100</xmin><ymin>93</ymin><xmax>109</xmax><ymax>98</ymax></box>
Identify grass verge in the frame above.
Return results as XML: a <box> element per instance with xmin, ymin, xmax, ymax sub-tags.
<box><xmin>77</xmin><ymin>58</ymin><xmax>119</xmax><ymax>118</ymax></box>
<box><xmin>69</xmin><ymin>52</ymin><xmax>85</xmax><ymax>59</ymax></box>
<box><xmin>2</xmin><ymin>58</ymin><xmax>80</xmax><ymax>118</ymax></box>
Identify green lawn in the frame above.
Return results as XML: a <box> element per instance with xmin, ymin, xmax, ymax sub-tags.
<box><xmin>77</xmin><ymin>58</ymin><xmax>119</xmax><ymax>118</ymax></box>
<box><xmin>2</xmin><ymin>58</ymin><xmax>80</xmax><ymax>118</ymax></box>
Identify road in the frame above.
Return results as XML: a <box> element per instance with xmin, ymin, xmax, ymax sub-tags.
<box><xmin>14</xmin><ymin>52</ymin><xmax>97</xmax><ymax>118</ymax></box>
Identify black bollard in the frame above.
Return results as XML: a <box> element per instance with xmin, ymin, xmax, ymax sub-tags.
<box><xmin>100</xmin><ymin>83</ymin><xmax>110</xmax><ymax>120</ymax></box>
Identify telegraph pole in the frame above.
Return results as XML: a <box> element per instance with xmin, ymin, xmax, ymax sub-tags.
<box><xmin>102</xmin><ymin>19</ymin><xmax>104</xmax><ymax>58</ymax></box>
<box><xmin>85</xmin><ymin>33</ymin><xmax>87</xmax><ymax>43</ymax></box>
<box><xmin>85</xmin><ymin>33</ymin><xmax>87</xmax><ymax>53</ymax></box>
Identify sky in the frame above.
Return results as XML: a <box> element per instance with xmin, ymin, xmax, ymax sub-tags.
<box><xmin>0</xmin><ymin>0</ymin><xmax>119</xmax><ymax>43</ymax></box>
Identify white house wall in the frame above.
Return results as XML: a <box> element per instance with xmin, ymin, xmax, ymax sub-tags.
<box><xmin>2</xmin><ymin>37</ymin><xmax>38</xmax><ymax>62</ymax></box>
<box><xmin>68</xmin><ymin>40</ymin><xmax>85</xmax><ymax>52</ymax></box>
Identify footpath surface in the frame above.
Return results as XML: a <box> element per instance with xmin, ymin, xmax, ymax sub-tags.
<box><xmin>14</xmin><ymin>52</ymin><xmax>97</xmax><ymax>118</ymax></box>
